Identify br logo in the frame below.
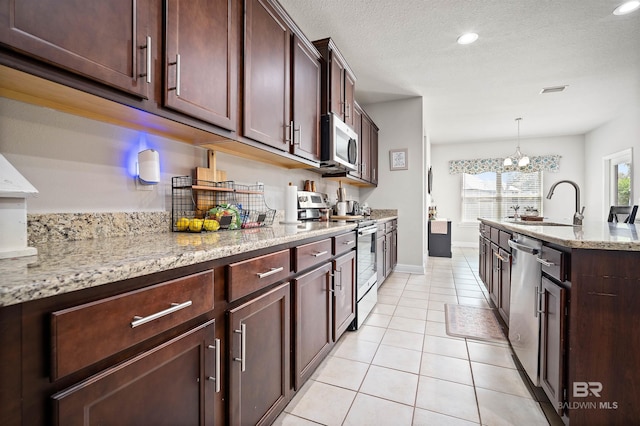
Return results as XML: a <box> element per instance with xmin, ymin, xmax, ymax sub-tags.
<box><xmin>573</xmin><ymin>382</ymin><xmax>603</xmax><ymax>398</ymax></box>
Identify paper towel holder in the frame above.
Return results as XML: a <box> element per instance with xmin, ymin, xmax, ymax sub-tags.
<box><xmin>137</xmin><ymin>149</ymin><xmax>160</xmax><ymax>185</ymax></box>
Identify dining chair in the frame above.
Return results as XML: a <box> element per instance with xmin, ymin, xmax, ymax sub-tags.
<box><xmin>607</xmin><ymin>205</ymin><xmax>638</xmax><ymax>224</ymax></box>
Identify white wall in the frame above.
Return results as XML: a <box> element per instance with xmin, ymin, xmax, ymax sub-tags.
<box><xmin>361</xmin><ymin>97</ymin><xmax>425</xmax><ymax>273</ymax></box>
<box><xmin>584</xmin><ymin>105</ymin><xmax>640</xmax><ymax>220</ymax></box>
<box><xmin>431</xmin><ymin>135</ymin><xmax>585</xmax><ymax>246</ymax></box>
<box><xmin>0</xmin><ymin>98</ymin><xmax>357</xmax><ymax>213</ymax></box>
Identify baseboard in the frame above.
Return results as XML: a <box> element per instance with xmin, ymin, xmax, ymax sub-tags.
<box><xmin>393</xmin><ymin>263</ymin><xmax>426</xmax><ymax>275</ymax></box>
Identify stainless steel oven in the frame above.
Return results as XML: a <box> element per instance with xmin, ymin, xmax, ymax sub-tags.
<box><xmin>351</xmin><ymin>220</ymin><xmax>377</xmax><ymax>329</ymax></box>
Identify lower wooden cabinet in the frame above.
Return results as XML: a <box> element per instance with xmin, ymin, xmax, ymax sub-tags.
<box><xmin>540</xmin><ymin>276</ymin><xmax>566</xmax><ymax>415</ymax></box>
<box><xmin>293</xmin><ymin>263</ymin><xmax>332</xmax><ymax>390</ymax></box>
<box><xmin>333</xmin><ymin>250</ymin><xmax>356</xmax><ymax>341</ymax></box>
<box><xmin>51</xmin><ymin>319</ymin><xmax>218</xmax><ymax>425</ymax></box>
<box><xmin>228</xmin><ymin>282</ymin><xmax>291</xmax><ymax>426</ymax></box>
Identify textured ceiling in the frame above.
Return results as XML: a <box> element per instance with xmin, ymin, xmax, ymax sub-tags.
<box><xmin>277</xmin><ymin>0</ymin><xmax>640</xmax><ymax>144</ymax></box>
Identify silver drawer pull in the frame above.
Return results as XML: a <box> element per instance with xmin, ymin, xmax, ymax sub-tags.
<box><xmin>130</xmin><ymin>300</ymin><xmax>192</xmax><ymax>328</ymax></box>
<box><xmin>207</xmin><ymin>338</ymin><xmax>221</xmax><ymax>393</ymax></box>
<box><xmin>343</xmin><ymin>240</ymin><xmax>355</xmax><ymax>246</ymax></box>
<box><xmin>256</xmin><ymin>266</ymin><xmax>284</xmax><ymax>279</ymax></box>
<box><xmin>536</xmin><ymin>258</ymin><xmax>555</xmax><ymax>267</ymax></box>
<box><xmin>312</xmin><ymin>250</ymin><xmax>328</xmax><ymax>257</ymax></box>
<box><xmin>234</xmin><ymin>324</ymin><xmax>247</xmax><ymax>372</ymax></box>
<box><xmin>139</xmin><ymin>36</ymin><xmax>152</xmax><ymax>83</ymax></box>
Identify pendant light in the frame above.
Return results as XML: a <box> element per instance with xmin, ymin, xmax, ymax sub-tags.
<box><xmin>503</xmin><ymin>117</ymin><xmax>529</xmax><ymax>167</ymax></box>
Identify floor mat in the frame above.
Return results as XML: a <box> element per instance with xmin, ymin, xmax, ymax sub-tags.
<box><xmin>445</xmin><ymin>304</ymin><xmax>507</xmax><ymax>342</ymax></box>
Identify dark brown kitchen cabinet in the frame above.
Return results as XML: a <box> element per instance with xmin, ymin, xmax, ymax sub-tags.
<box><xmin>51</xmin><ymin>319</ymin><xmax>218</xmax><ymax>426</ymax></box>
<box><xmin>539</xmin><ymin>276</ymin><xmax>566</xmax><ymax>416</ymax></box>
<box><xmin>243</xmin><ymin>0</ymin><xmax>321</xmax><ymax>161</ymax></box>
<box><xmin>351</xmin><ymin>103</ymin><xmax>364</xmax><ymax>179</ymax></box>
<box><xmin>313</xmin><ymin>38</ymin><xmax>356</xmax><ymax>129</ymax></box>
<box><xmin>0</xmin><ymin>0</ymin><xmax>152</xmax><ymax>98</ymax></box>
<box><xmin>291</xmin><ymin>34</ymin><xmax>322</xmax><ymax>162</ymax></box>
<box><xmin>490</xmin><ymin>244</ymin><xmax>500</xmax><ymax>306</ymax></box>
<box><xmin>370</xmin><ymin>122</ymin><xmax>379</xmax><ymax>185</ymax></box>
<box><xmin>164</xmin><ymin>0</ymin><xmax>238</xmax><ymax>130</ymax></box>
<box><xmin>293</xmin><ymin>263</ymin><xmax>332</xmax><ymax>390</ymax></box>
<box><xmin>497</xmin><ymin>248</ymin><xmax>511</xmax><ymax>323</ymax></box>
<box><xmin>333</xmin><ymin>250</ymin><xmax>356</xmax><ymax>341</ymax></box>
<box><xmin>359</xmin><ymin>111</ymin><xmax>372</xmax><ymax>182</ymax></box>
<box><xmin>377</xmin><ymin>220</ymin><xmax>398</xmax><ymax>285</ymax></box>
<box><xmin>376</xmin><ymin>232</ymin><xmax>385</xmax><ymax>285</ymax></box>
<box><xmin>228</xmin><ymin>282</ymin><xmax>291</xmax><ymax>426</ymax></box>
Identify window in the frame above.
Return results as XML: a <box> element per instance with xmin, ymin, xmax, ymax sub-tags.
<box><xmin>604</xmin><ymin>149</ymin><xmax>632</xmax><ymax>207</ymax></box>
<box><xmin>462</xmin><ymin>171</ymin><xmax>543</xmax><ymax>222</ymax></box>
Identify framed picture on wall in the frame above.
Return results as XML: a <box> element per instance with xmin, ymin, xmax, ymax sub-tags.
<box><xmin>389</xmin><ymin>148</ymin><xmax>408</xmax><ymax>171</ymax></box>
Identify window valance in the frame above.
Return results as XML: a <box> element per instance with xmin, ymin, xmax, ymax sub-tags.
<box><xmin>448</xmin><ymin>155</ymin><xmax>561</xmax><ymax>175</ymax></box>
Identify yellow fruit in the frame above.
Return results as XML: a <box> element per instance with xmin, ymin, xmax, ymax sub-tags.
<box><xmin>203</xmin><ymin>219</ymin><xmax>220</xmax><ymax>231</ymax></box>
<box><xmin>176</xmin><ymin>217</ymin><xmax>190</xmax><ymax>231</ymax></box>
<box><xmin>189</xmin><ymin>218</ymin><xmax>204</xmax><ymax>232</ymax></box>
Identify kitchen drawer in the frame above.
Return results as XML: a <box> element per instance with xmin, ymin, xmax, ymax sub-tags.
<box><xmin>333</xmin><ymin>231</ymin><xmax>356</xmax><ymax>256</ymax></box>
<box><xmin>227</xmin><ymin>249</ymin><xmax>291</xmax><ymax>303</ymax></box>
<box><xmin>50</xmin><ymin>270</ymin><xmax>215</xmax><ymax>380</ymax></box>
<box><xmin>539</xmin><ymin>246</ymin><xmax>570</xmax><ymax>282</ymax></box>
<box><xmin>387</xmin><ymin>220</ymin><xmax>397</xmax><ymax>233</ymax></box>
<box><xmin>499</xmin><ymin>230</ymin><xmax>511</xmax><ymax>251</ymax></box>
<box><xmin>490</xmin><ymin>227</ymin><xmax>500</xmax><ymax>244</ymax></box>
<box><xmin>377</xmin><ymin>222</ymin><xmax>387</xmax><ymax>234</ymax></box>
<box><xmin>480</xmin><ymin>223</ymin><xmax>490</xmax><ymax>238</ymax></box>
<box><xmin>294</xmin><ymin>238</ymin><xmax>332</xmax><ymax>272</ymax></box>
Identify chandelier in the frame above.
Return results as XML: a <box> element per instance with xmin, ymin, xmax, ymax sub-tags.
<box><xmin>503</xmin><ymin>117</ymin><xmax>529</xmax><ymax>167</ymax></box>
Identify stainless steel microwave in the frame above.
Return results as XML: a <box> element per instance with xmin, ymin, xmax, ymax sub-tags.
<box><xmin>320</xmin><ymin>113</ymin><xmax>358</xmax><ymax>172</ymax></box>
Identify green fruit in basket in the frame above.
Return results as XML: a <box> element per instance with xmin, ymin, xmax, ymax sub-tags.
<box><xmin>176</xmin><ymin>217</ymin><xmax>190</xmax><ymax>231</ymax></box>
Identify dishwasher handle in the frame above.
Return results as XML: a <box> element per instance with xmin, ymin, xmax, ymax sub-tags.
<box><xmin>508</xmin><ymin>239</ymin><xmax>540</xmax><ymax>255</ymax></box>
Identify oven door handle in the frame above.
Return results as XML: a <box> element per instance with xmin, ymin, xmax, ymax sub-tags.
<box><xmin>358</xmin><ymin>226</ymin><xmax>377</xmax><ymax>236</ymax></box>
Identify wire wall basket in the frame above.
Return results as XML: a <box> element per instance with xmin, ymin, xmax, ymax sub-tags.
<box><xmin>171</xmin><ymin>176</ymin><xmax>275</xmax><ymax>232</ymax></box>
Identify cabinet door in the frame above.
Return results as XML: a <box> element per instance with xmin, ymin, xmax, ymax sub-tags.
<box><xmin>228</xmin><ymin>282</ymin><xmax>290</xmax><ymax>426</ymax></box>
<box><xmin>291</xmin><ymin>35</ymin><xmax>321</xmax><ymax>161</ymax></box>
<box><xmin>52</xmin><ymin>320</ymin><xmax>218</xmax><ymax>426</ymax></box>
<box><xmin>0</xmin><ymin>0</ymin><xmax>151</xmax><ymax>98</ymax></box>
<box><xmin>540</xmin><ymin>277</ymin><xmax>566</xmax><ymax>415</ymax></box>
<box><xmin>293</xmin><ymin>263</ymin><xmax>332</xmax><ymax>389</ymax></box>
<box><xmin>360</xmin><ymin>114</ymin><xmax>372</xmax><ymax>181</ymax></box>
<box><xmin>385</xmin><ymin>233</ymin><xmax>393</xmax><ymax>278</ymax></box>
<box><xmin>376</xmin><ymin>235</ymin><xmax>385</xmax><ymax>284</ymax></box>
<box><xmin>344</xmin><ymin>70</ymin><xmax>356</xmax><ymax>128</ymax></box>
<box><xmin>483</xmin><ymin>238</ymin><xmax>492</xmax><ymax>290</ymax></box>
<box><xmin>165</xmin><ymin>0</ymin><xmax>238</xmax><ymax>130</ymax></box>
<box><xmin>351</xmin><ymin>104</ymin><xmax>363</xmax><ymax>179</ymax></box>
<box><xmin>370</xmin><ymin>125</ymin><xmax>378</xmax><ymax>185</ymax></box>
<box><xmin>498</xmin><ymin>251</ymin><xmax>511</xmax><ymax>323</ymax></box>
<box><xmin>392</xmin><ymin>229</ymin><xmax>398</xmax><ymax>269</ymax></box>
<box><xmin>479</xmin><ymin>236</ymin><xmax>486</xmax><ymax>283</ymax></box>
<box><xmin>490</xmin><ymin>244</ymin><xmax>500</xmax><ymax>305</ymax></box>
<box><xmin>243</xmin><ymin>0</ymin><xmax>290</xmax><ymax>150</ymax></box>
<box><xmin>333</xmin><ymin>250</ymin><xmax>356</xmax><ymax>341</ymax></box>
<box><xmin>328</xmin><ymin>53</ymin><xmax>345</xmax><ymax>119</ymax></box>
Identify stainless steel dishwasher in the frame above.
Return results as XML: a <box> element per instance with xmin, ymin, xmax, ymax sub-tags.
<box><xmin>508</xmin><ymin>233</ymin><xmax>543</xmax><ymax>385</ymax></box>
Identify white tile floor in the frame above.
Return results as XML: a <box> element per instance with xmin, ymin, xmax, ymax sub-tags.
<box><xmin>275</xmin><ymin>247</ymin><xmax>553</xmax><ymax>426</ymax></box>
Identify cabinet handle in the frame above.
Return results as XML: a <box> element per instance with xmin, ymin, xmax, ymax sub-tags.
<box><xmin>534</xmin><ymin>286</ymin><xmax>545</xmax><ymax>318</ymax></box>
<box><xmin>293</xmin><ymin>123</ymin><xmax>302</xmax><ymax>145</ymax></box>
<box><xmin>312</xmin><ymin>250</ymin><xmax>328</xmax><ymax>257</ymax></box>
<box><xmin>284</xmin><ymin>121</ymin><xmax>293</xmax><ymax>144</ymax></box>
<box><xmin>169</xmin><ymin>54</ymin><xmax>181</xmax><ymax>96</ymax></box>
<box><xmin>495</xmin><ymin>252</ymin><xmax>509</xmax><ymax>262</ymax></box>
<box><xmin>334</xmin><ymin>267</ymin><xmax>343</xmax><ymax>290</ymax></box>
<box><xmin>256</xmin><ymin>266</ymin><xmax>284</xmax><ymax>279</ymax></box>
<box><xmin>139</xmin><ymin>36</ymin><xmax>152</xmax><ymax>84</ymax></box>
<box><xmin>234</xmin><ymin>323</ymin><xmax>247</xmax><ymax>372</ymax></box>
<box><xmin>362</xmin><ymin>162</ymin><xmax>367</xmax><ymax>175</ymax></box>
<box><xmin>130</xmin><ymin>300</ymin><xmax>192</xmax><ymax>328</ymax></box>
<box><xmin>536</xmin><ymin>258</ymin><xmax>555</xmax><ymax>267</ymax></box>
<box><xmin>207</xmin><ymin>338</ymin><xmax>221</xmax><ymax>393</ymax></box>
<box><xmin>343</xmin><ymin>240</ymin><xmax>355</xmax><ymax>246</ymax></box>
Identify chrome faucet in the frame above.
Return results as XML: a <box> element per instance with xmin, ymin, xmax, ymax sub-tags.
<box><xmin>546</xmin><ymin>180</ymin><xmax>585</xmax><ymax>225</ymax></box>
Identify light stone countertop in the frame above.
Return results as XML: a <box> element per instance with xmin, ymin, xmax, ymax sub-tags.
<box><xmin>0</xmin><ymin>221</ymin><xmax>359</xmax><ymax>308</ymax></box>
<box><xmin>480</xmin><ymin>218</ymin><xmax>640</xmax><ymax>251</ymax></box>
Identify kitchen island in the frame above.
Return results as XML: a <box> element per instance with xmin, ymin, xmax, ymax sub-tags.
<box><xmin>479</xmin><ymin>218</ymin><xmax>640</xmax><ymax>425</ymax></box>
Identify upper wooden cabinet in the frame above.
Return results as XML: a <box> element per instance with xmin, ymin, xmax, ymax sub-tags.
<box><xmin>313</xmin><ymin>38</ymin><xmax>356</xmax><ymax>129</ymax></box>
<box><xmin>243</xmin><ymin>0</ymin><xmax>321</xmax><ymax>161</ymax></box>
<box><xmin>0</xmin><ymin>0</ymin><xmax>152</xmax><ymax>98</ymax></box>
<box><xmin>164</xmin><ymin>0</ymin><xmax>238</xmax><ymax>131</ymax></box>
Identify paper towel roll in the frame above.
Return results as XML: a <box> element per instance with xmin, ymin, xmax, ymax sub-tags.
<box><xmin>282</xmin><ymin>184</ymin><xmax>299</xmax><ymax>224</ymax></box>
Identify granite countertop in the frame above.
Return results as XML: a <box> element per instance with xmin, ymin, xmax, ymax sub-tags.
<box><xmin>0</xmin><ymin>221</ymin><xmax>357</xmax><ymax>308</ymax></box>
<box><xmin>480</xmin><ymin>218</ymin><xmax>640</xmax><ymax>251</ymax></box>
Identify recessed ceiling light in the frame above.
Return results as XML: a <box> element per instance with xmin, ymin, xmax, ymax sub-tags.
<box><xmin>457</xmin><ymin>33</ymin><xmax>479</xmax><ymax>45</ymax></box>
<box><xmin>613</xmin><ymin>1</ymin><xmax>640</xmax><ymax>15</ymax></box>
